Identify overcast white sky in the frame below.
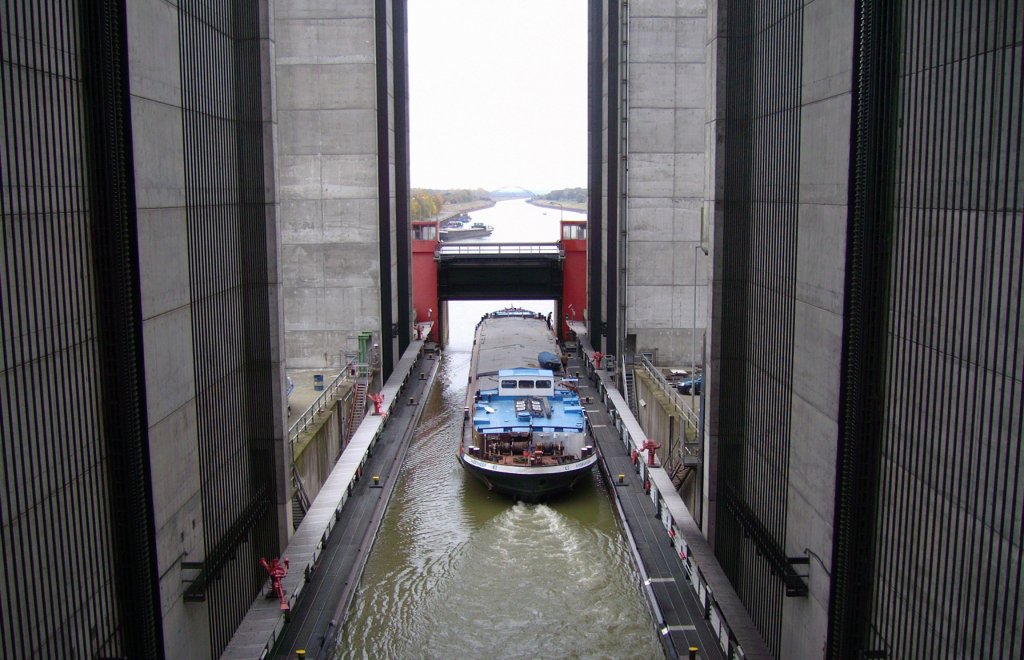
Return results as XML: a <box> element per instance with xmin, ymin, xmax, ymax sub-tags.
<box><xmin>407</xmin><ymin>0</ymin><xmax>588</xmax><ymax>192</ymax></box>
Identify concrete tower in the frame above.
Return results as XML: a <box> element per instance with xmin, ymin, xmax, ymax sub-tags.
<box><xmin>276</xmin><ymin>0</ymin><xmax>412</xmax><ymax>378</ymax></box>
<box><xmin>2</xmin><ymin>1</ymin><xmax>286</xmax><ymax>657</ymax></box>
<box><xmin>593</xmin><ymin>0</ymin><xmax>1023</xmax><ymax>657</ymax></box>
<box><xmin>706</xmin><ymin>1</ymin><xmax>1023</xmax><ymax>658</ymax></box>
<box><xmin>589</xmin><ymin>1</ymin><xmax>708</xmax><ymax>367</ymax></box>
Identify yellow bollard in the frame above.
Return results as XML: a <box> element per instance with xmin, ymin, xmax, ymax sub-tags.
<box><xmin>373</xmin><ymin>475</ymin><xmax>380</xmax><ymax>486</ymax></box>
<box><xmin>688</xmin><ymin>646</ymin><xmax>699</xmax><ymax>659</ymax></box>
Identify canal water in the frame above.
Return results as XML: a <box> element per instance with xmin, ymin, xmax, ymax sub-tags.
<box><xmin>334</xmin><ymin>201</ymin><xmax>662</xmax><ymax>658</ymax></box>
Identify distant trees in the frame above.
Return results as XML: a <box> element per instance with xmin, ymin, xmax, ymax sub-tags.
<box><xmin>409</xmin><ymin>188</ymin><xmax>491</xmax><ymax>220</ymax></box>
<box><xmin>538</xmin><ymin>187</ymin><xmax>587</xmax><ymax>203</ymax></box>
<box><xmin>443</xmin><ymin>188</ymin><xmax>491</xmax><ymax>204</ymax></box>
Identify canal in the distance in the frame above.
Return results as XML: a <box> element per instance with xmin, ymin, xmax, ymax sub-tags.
<box><xmin>333</xmin><ymin>200</ymin><xmax>663</xmax><ymax>659</ymax></box>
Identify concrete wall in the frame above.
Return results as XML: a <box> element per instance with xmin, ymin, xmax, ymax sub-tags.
<box><xmin>623</xmin><ymin>0</ymin><xmax>707</xmax><ymax>366</ymax></box>
<box><xmin>129</xmin><ymin>1</ymin><xmax>286</xmax><ymax>656</ymax></box>
<box><xmin>294</xmin><ymin>401</ymin><xmax>345</xmax><ymax>502</ymax></box>
<box><xmin>276</xmin><ymin>0</ymin><xmax>385</xmax><ymax>368</ymax></box>
<box><xmin>779</xmin><ymin>0</ymin><xmax>853</xmax><ymax>656</ymax></box>
<box><xmin>276</xmin><ymin>0</ymin><xmax>380</xmax><ymax>368</ymax></box>
<box><xmin>633</xmin><ymin>370</ymin><xmax>702</xmax><ymax>518</ymax></box>
<box><xmin>127</xmin><ymin>1</ymin><xmax>209</xmax><ymax>656</ymax></box>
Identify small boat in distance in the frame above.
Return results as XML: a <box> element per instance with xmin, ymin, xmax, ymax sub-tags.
<box><xmin>441</xmin><ymin>212</ymin><xmax>471</xmax><ymax>229</ymax></box>
<box><xmin>440</xmin><ymin>222</ymin><xmax>494</xmax><ymax>241</ymax></box>
<box><xmin>458</xmin><ymin>307</ymin><xmax>596</xmax><ymax>502</ymax></box>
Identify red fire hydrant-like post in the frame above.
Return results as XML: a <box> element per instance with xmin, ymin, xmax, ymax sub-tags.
<box><xmin>592</xmin><ymin>351</ymin><xmax>603</xmax><ymax>370</ymax></box>
<box><xmin>641</xmin><ymin>439</ymin><xmax>661</xmax><ymax>466</ymax></box>
<box><xmin>369</xmin><ymin>392</ymin><xmax>385</xmax><ymax>416</ymax></box>
<box><xmin>259</xmin><ymin>556</ymin><xmax>290</xmax><ymax>612</ymax></box>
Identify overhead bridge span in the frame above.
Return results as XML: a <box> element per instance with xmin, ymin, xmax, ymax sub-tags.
<box><xmin>412</xmin><ymin>217</ymin><xmax>589</xmax><ymax>345</ymax></box>
<box><xmin>435</xmin><ymin>242</ymin><xmax>564</xmax><ymax>300</ymax></box>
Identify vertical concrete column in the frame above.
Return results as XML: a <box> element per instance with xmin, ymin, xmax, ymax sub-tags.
<box><xmin>277</xmin><ymin>1</ymin><xmax>384</xmax><ymax>369</ymax></box>
<box><xmin>622</xmin><ymin>0</ymin><xmax>707</xmax><ymax>366</ymax></box>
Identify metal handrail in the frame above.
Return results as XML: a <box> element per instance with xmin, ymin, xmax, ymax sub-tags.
<box><xmin>621</xmin><ymin>355</ymin><xmax>634</xmax><ymax>413</ymax></box>
<box><xmin>436</xmin><ymin>242</ymin><xmax>563</xmax><ymax>258</ymax></box>
<box><xmin>287</xmin><ymin>362</ymin><xmax>363</xmax><ymax>447</ymax></box>
<box><xmin>634</xmin><ymin>353</ymin><xmax>701</xmax><ymax>429</ymax></box>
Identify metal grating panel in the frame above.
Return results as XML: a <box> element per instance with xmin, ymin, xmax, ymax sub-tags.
<box><xmin>177</xmin><ymin>0</ymin><xmax>279</xmax><ymax>654</ymax></box>
<box><xmin>849</xmin><ymin>0</ymin><xmax>1024</xmax><ymax>657</ymax></box>
<box><xmin>1</xmin><ymin>0</ymin><xmax>161</xmax><ymax>656</ymax></box>
<box><xmin>716</xmin><ymin>0</ymin><xmax>806</xmax><ymax>655</ymax></box>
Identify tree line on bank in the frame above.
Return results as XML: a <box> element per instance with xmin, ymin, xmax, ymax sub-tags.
<box><xmin>536</xmin><ymin>187</ymin><xmax>587</xmax><ymax>203</ymax></box>
<box><xmin>410</xmin><ymin>188</ymin><xmax>491</xmax><ymax>220</ymax></box>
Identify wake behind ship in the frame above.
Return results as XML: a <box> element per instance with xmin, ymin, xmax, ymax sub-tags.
<box><xmin>458</xmin><ymin>308</ymin><xmax>597</xmax><ymax>502</ymax></box>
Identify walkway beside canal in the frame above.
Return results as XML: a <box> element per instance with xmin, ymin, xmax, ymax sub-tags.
<box><xmin>567</xmin><ymin>326</ymin><xmax>772</xmax><ymax>660</ymax></box>
<box><xmin>221</xmin><ymin>341</ymin><xmax>441</xmax><ymax>660</ymax></box>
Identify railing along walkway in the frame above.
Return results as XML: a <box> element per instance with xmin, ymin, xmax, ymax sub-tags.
<box><xmin>287</xmin><ymin>363</ymin><xmax>360</xmax><ymax>448</ymax></box>
<box><xmin>567</xmin><ymin>322</ymin><xmax>772</xmax><ymax>660</ymax></box>
<box><xmin>222</xmin><ymin>339</ymin><xmax>436</xmax><ymax>659</ymax></box>
<box><xmin>435</xmin><ymin>241</ymin><xmax>563</xmax><ymax>258</ymax></box>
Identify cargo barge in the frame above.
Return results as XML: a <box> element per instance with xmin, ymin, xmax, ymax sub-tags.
<box><xmin>458</xmin><ymin>307</ymin><xmax>596</xmax><ymax>501</ymax></box>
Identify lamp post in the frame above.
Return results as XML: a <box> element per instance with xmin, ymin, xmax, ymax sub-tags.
<box><xmin>692</xmin><ymin>244</ymin><xmax>708</xmax><ymax>399</ymax></box>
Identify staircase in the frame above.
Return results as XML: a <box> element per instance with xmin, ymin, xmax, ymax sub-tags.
<box><xmin>670</xmin><ymin>462</ymin><xmax>693</xmax><ymax>490</ymax></box>
<box><xmin>290</xmin><ymin>465</ymin><xmax>311</xmax><ymax>530</ymax></box>
<box><xmin>624</xmin><ymin>365</ymin><xmax>639</xmax><ymax>416</ymax></box>
<box><xmin>344</xmin><ymin>377</ymin><xmax>369</xmax><ymax>444</ymax></box>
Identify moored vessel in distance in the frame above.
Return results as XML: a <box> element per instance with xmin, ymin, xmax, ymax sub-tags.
<box><xmin>458</xmin><ymin>307</ymin><xmax>596</xmax><ymax>501</ymax></box>
<box><xmin>441</xmin><ymin>212</ymin><xmax>471</xmax><ymax>229</ymax></box>
<box><xmin>440</xmin><ymin>221</ymin><xmax>494</xmax><ymax>241</ymax></box>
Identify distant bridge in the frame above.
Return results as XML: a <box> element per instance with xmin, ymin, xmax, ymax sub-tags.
<box><xmin>489</xmin><ymin>185</ymin><xmax>539</xmax><ymax>198</ymax></box>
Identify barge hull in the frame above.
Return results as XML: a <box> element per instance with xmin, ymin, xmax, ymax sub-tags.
<box><xmin>459</xmin><ymin>455</ymin><xmax>598</xmax><ymax>502</ymax></box>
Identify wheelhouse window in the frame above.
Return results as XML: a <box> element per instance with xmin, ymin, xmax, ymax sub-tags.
<box><xmin>500</xmin><ymin>379</ymin><xmax>518</xmax><ymax>389</ymax></box>
<box><xmin>562</xmin><ymin>224</ymin><xmax>587</xmax><ymax>240</ymax></box>
<box><xmin>517</xmin><ymin>380</ymin><xmax>535</xmax><ymax>388</ymax></box>
<box><xmin>413</xmin><ymin>225</ymin><xmax>436</xmax><ymax>240</ymax></box>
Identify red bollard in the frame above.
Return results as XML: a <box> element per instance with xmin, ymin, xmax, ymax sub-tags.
<box><xmin>259</xmin><ymin>556</ymin><xmax>290</xmax><ymax>612</ymax></box>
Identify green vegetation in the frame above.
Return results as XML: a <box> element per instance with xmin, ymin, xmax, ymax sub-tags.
<box><xmin>410</xmin><ymin>188</ymin><xmax>491</xmax><ymax>220</ymax></box>
<box><xmin>537</xmin><ymin>187</ymin><xmax>587</xmax><ymax>203</ymax></box>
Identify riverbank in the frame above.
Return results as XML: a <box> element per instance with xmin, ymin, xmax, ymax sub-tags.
<box><xmin>437</xmin><ymin>199</ymin><xmax>495</xmax><ymax>221</ymax></box>
<box><xmin>526</xmin><ymin>198</ymin><xmax>587</xmax><ymax>214</ymax></box>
